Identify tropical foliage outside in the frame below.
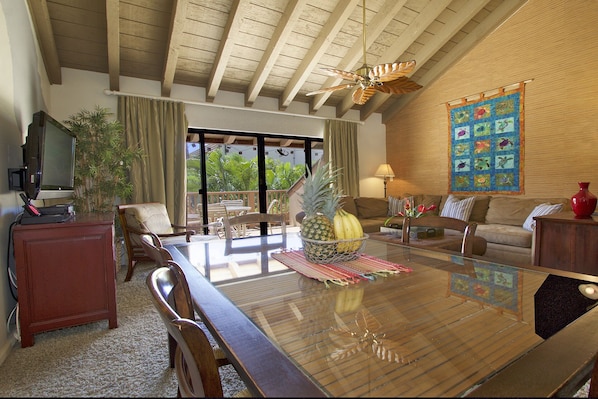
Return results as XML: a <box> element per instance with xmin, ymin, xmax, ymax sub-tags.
<box><xmin>187</xmin><ymin>147</ymin><xmax>305</xmax><ymax>193</ymax></box>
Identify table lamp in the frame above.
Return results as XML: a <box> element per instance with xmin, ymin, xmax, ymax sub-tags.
<box><xmin>375</xmin><ymin>163</ymin><xmax>395</xmax><ymax>198</ymax></box>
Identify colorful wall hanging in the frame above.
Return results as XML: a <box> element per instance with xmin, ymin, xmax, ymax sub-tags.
<box><xmin>446</xmin><ymin>83</ymin><xmax>525</xmax><ymax>194</ymax></box>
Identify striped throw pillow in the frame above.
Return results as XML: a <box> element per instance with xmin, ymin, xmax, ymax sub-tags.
<box><xmin>388</xmin><ymin>196</ymin><xmax>413</xmax><ymax>216</ymax></box>
<box><xmin>440</xmin><ymin>195</ymin><xmax>475</xmax><ymax>221</ymax></box>
<box><xmin>522</xmin><ymin>203</ymin><xmax>563</xmax><ymax>231</ymax></box>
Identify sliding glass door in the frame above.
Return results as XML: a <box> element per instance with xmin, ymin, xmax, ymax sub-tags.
<box><xmin>186</xmin><ymin>129</ymin><xmax>323</xmax><ymax>234</ymax></box>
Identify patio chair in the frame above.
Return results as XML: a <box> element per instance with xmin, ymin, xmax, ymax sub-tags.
<box><xmin>223</xmin><ymin>212</ymin><xmax>286</xmax><ymax>240</ymax></box>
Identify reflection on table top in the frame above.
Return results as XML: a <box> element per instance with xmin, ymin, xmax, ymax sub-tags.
<box><xmin>168</xmin><ymin>233</ymin><xmax>598</xmax><ymax>397</ymax></box>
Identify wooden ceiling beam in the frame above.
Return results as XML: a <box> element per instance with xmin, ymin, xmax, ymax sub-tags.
<box><xmin>206</xmin><ymin>0</ymin><xmax>248</xmax><ymax>102</ymax></box>
<box><xmin>279</xmin><ymin>0</ymin><xmax>360</xmax><ymax>110</ymax></box>
<box><xmin>26</xmin><ymin>0</ymin><xmax>61</xmax><ymax>84</ymax></box>
<box><xmin>246</xmin><ymin>0</ymin><xmax>307</xmax><ymax>107</ymax></box>
<box><xmin>105</xmin><ymin>0</ymin><xmax>120</xmax><ymax>91</ymax></box>
<box><xmin>162</xmin><ymin>0</ymin><xmax>189</xmax><ymax>97</ymax></box>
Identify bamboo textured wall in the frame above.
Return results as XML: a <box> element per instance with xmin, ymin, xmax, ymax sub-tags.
<box><xmin>385</xmin><ymin>0</ymin><xmax>598</xmax><ymax>199</ymax></box>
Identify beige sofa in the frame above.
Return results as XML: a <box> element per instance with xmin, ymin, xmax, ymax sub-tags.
<box><xmin>341</xmin><ymin>194</ymin><xmax>570</xmax><ymax>266</ymax></box>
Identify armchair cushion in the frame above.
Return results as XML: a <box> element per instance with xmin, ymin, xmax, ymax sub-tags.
<box><xmin>124</xmin><ymin>203</ymin><xmax>175</xmax><ymax>235</ymax></box>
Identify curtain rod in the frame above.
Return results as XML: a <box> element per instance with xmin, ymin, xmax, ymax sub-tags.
<box><xmin>444</xmin><ymin>79</ymin><xmax>534</xmax><ymax>106</ymax></box>
<box><xmin>103</xmin><ymin>89</ymin><xmax>364</xmax><ymax>125</ymax></box>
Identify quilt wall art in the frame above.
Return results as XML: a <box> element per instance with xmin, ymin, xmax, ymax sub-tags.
<box><xmin>446</xmin><ymin>83</ymin><xmax>525</xmax><ymax>194</ymax></box>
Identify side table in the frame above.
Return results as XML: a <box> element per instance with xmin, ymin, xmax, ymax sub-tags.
<box><xmin>533</xmin><ymin>211</ymin><xmax>598</xmax><ymax>275</ymax></box>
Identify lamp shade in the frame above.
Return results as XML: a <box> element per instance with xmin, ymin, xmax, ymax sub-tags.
<box><xmin>375</xmin><ymin>163</ymin><xmax>395</xmax><ymax>178</ymax></box>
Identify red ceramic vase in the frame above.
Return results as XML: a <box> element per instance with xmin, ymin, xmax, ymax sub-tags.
<box><xmin>570</xmin><ymin>182</ymin><xmax>597</xmax><ymax>218</ymax></box>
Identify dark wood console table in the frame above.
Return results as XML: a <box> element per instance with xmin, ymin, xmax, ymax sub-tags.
<box><xmin>533</xmin><ymin>211</ymin><xmax>598</xmax><ymax>275</ymax></box>
<box><xmin>13</xmin><ymin>213</ymin><xmax>118</xmax><ymax>347</ymax></box>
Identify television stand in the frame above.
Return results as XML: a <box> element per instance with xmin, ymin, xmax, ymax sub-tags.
<box><xmin>13</xmin><ymin>213</ymin><xmax>117</xmax><ymax>347</ymax></box>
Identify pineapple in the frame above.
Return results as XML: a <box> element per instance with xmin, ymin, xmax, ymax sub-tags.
<box><xmin>300</xmin><ymin>164</ymin><xmax>341</xmax><ymax>262</ymax></box>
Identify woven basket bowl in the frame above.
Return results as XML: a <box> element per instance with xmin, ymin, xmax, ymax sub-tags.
<box><xmin>299</xmin><ymin>233</ymin><xmax>369</xmax><ymax>264</ymax></box>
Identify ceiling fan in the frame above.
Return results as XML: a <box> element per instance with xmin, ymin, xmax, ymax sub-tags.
<box><xmin>306</xmin><ymin>0</ymin><xmax>422</xmax><ymax>105</ymax></box>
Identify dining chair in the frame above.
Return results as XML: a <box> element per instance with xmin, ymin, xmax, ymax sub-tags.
<box><xmin>223</xmin><ymin>212</ymin><xmax>286</xmax><ymax>240</ymax></box>
<box><xmin>117</xmin><ymin>203</ymin><xmax>197</xmax><ymax>281</ymax></box>
<box><xmin>169</xmin><ymin>318</ymin><xmax>251</xmax><ymax>397</ymax></box>
<box><xmin>145</xmin><ymin>257</ymin><xmax>230</xmax><ymax>370</ymax></box>
<box><xmin>402</xmin><ymin>215</ymin><xmax>479</xmax><ymax>257</ymax></box>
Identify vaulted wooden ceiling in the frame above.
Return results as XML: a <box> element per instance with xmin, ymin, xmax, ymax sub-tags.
<box><xmin>27</xmin><ymin>0</ymin><xmax>526</xmax><ymax>122</ymax></box>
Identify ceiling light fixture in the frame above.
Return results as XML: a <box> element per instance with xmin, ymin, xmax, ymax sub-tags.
<box><xmin>306</xmin><ymin>0</ymin><xmax>422</xmax><ymax>105</ymax></box>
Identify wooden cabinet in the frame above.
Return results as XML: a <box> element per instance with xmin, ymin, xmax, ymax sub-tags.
<box><xmin>533</xmin><ymin>211</ymin><xmax>598</xmax><ymax>275</ymax></box>
<box><xmin>13</xmin><ymin>213</ymin><xmax>118</xmax><ymax>347</ymax></box>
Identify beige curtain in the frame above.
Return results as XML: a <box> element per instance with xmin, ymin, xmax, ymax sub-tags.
<box><xmin>117</xmin><ymin>96</ymin><xmax>188</xmax><ymax>225</ymax></box>
<box><xmin>323</xmin><ymin>119</ymin><xmax>360</xmax><ymax>197</ymax></box>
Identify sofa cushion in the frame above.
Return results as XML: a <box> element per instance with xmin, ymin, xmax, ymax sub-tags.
<box><xmin>440</xmin><ymin>195</ymin><xmax>475</xmax><ymax>221</ymax></box>
<box><xmin>355</xmin><ymin>197</ymin><xmax>388</xmax><ymax>219</ymax></box>
<box><xmin>485</xmin><ymin>197</ymin><xmax>569</xmax><ymax>226</ymax></box>
<box><xmin>440</xmin><ymin>195</ymin><xmax>490</xmax><ymax>223</ymax></box>
<box><xmin>359</xmin><ymin>217</ymin><xmax>388</xmax><ymax>233</ymax></box>
<box><xmin>522</xmin><ymin>203</ymin><xmax>564</xmax><ymax>231</ymax></box>
<box><xmin>476</xmin><ymin>224</ymin><xmax>533</xmax><ymax>248</ymax></box>
<box><xmin>341</xmin><ymin>195</ymin><xmax>358</xmax><ymax>216</ymax></box>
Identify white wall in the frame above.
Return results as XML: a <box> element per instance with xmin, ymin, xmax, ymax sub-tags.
<box><xmin>0</xmin><ymin>0</ymin><xmax>52</xmax><ymax>363</ymax></box>
<box><xmin>50</xmin><ymin>69</ymin><xmax>388</xmax><ymax>197</ymax></box>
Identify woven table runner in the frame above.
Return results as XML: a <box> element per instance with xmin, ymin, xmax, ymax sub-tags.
<box><xmin>272</xmin><ymin>250</ymin><xmax>412</xmax><ymax>287</ymax></box>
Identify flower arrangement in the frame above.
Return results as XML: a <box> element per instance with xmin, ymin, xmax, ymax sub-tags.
<box><xmin>400</xmin><ymin>199</ymin><xmax>437</xmax><ymax>218</ymax></box>
<box><xmin>384</xmin><ymin>199</ymin><xmax>437</xmax><ymax>226</ymax></box>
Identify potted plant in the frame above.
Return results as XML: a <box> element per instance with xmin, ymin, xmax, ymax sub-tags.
<box><xmin>64</xmin><ymin>106</ymin><xmax>143</xmax><ymax>214</ymax></box>
<box><xmin>64</xmin><ymin>106</ymin><xmax>143</xmax><ymax>266</ymax></box>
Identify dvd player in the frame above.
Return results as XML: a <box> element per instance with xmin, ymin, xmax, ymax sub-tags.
<box><xmin>20</xmin><ymin>213</ymin><xmax>74</xmax><ymax>225</ymax></box>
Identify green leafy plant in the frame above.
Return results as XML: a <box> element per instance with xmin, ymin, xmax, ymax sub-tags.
<box><xmin>64</xmin><ymin>106</ymin><xmax>143</xmax><ymax>214</ymax></box>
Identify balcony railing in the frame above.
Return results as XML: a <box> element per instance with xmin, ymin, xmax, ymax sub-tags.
<box><xmin>186</xmin><ymin>190</ymin><xmax>290</xmax><ymax>223</ymax></box>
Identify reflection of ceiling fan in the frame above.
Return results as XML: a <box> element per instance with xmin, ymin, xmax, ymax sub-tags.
<box><xmin>306</xmin><ymin>0</ymin><xmax>422</xmax><ymax>105</ymax></box>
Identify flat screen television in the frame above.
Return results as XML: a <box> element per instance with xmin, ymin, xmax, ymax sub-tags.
<box><xmin>22</xmin><ymin>111</ymin><xmax>76</xmax><ymax>200</ymax></box>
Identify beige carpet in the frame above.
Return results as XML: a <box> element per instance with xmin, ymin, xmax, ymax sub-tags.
<box><xmin>0</xmin><ymin>261</ymin><xmax>247</xmax><ymax>397</ymax></box>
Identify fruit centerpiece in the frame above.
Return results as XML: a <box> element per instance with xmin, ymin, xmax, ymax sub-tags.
<box><xmin>299</xmin><ymin>164</ymin><xmax>368</xmax><ymax>263</ymax></box>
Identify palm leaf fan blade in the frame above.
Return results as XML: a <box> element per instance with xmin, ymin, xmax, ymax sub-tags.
<box><xmin>369</xmin><ymin>61</ymin><xmax>416</xmax><ymax>82</ymax></box>
<box><xmin>352</xmin><ymin>86</ymin><xmax>377</xmax><ymax>105</ymax></box>
<box><xmin>306</xmin><ymin>83</ymin><xmax>355</xmax><ymax>96</ymax></box>
<box><xmin>321</xmin><ymin>68</ymin><xmax>364</xmax><ymax>82</ymax></box>
<box><xmin>375</xmin><ymin>76</ymin><xmax>423</xmax><ymax>95</ymax></box>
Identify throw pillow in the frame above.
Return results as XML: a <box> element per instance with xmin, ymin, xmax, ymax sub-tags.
<box><xmin>388</xmin><ymin>195</ymin><xmax>413</xmax><ymax>216</ymax></box>
<box><xmin>440</xmin><ymin>194</ymin><xmax>476</xmax><ymax>221</ymax></box>
<box><xmin>522</xmin><ymin>203</ymin><xmax>564</xmax><ymax>231</ymax></box>
<box><xmin>388</xmin><ymin>196</ymin><xmax>401</xmax><ymax>216</ymax></box>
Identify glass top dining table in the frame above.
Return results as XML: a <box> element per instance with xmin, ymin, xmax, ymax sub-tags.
<box><xmin>167</xmin><ymin>232</ymin><xmax>598</xmax><ymax>397</ymax></box>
